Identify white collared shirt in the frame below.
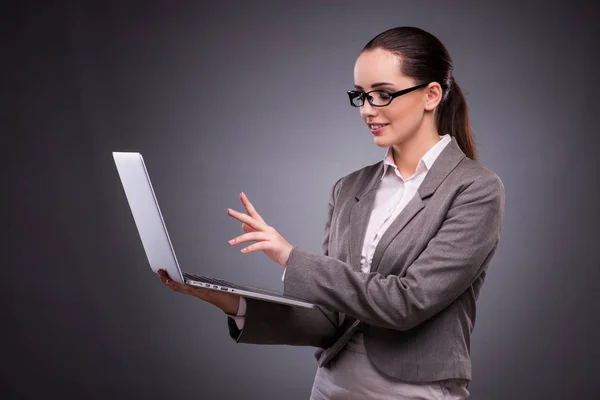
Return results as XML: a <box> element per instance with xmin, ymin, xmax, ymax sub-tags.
<box><xmin>231</xmin><ymin>134</ymin><xmax>452</xmax><ymax>328</ymax></box>
<box><xmin>361</xmin><ymin>134</ymin><xmax>451</xmax><ymax>273</ymax></box>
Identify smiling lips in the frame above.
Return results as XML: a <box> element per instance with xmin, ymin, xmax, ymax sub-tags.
<box><xmin>368</xmin><ymin>123</ymin><xmax>389</xmax><ymax>134</ymax></box>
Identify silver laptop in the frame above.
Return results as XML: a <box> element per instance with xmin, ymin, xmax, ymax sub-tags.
<box><xmin>112</xmin><ymin>152</ymin><xmax>315</xmax><ymax>309</ymax></box>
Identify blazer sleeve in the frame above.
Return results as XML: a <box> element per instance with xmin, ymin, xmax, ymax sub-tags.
<box><xmin>282</xmin><ymin>173</ymin><xmax>505</xmax><ymax>331</ymax></box>
<box><xmin>227</xmin><ymin>179</ymin><xmax>343</xmax><ymax>347</ymax></box>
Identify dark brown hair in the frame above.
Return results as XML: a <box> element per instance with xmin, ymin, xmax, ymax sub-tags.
<box><xmin>363</xmin><ymin>27</ymin><xmax>477</xmax><ymax>160</ymax></box>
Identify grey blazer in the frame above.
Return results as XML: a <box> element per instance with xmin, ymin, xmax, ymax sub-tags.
<box><xmin>228</xmin><ymin>137</ymin><xmax>505</xmax><ymax>383</ymax></box>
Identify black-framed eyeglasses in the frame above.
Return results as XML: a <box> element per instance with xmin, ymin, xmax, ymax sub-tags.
<box><xmin>347</xmin><ymin>82</ymin><xmax>430</xmax><ymax>107</ymax></box>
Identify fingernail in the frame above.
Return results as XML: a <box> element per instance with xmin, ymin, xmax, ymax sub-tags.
<box><xmin>241</xmin><ymin>192</ymin><xmax>245</xmax><ymax>197</ymax></box>
<box><xmin>228</xmin><ymin>239</ymin><xmax>235</xmax><ymax>244</ymax></box>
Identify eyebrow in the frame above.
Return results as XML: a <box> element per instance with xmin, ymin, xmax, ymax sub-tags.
<box><xmin>354</xmin><ymin>82</ymin><xmax>396</xmax><ymax>90</ymax></box>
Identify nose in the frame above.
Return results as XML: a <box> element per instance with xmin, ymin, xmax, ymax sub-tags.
<box><xmin>360</xmin><ymin>100</ymin><xmax>378</xmax><ymax>121</ymax></box>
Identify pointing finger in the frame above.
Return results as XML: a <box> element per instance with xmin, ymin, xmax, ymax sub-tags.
<box><xmin>227</xmin><ymin>208</ymin><xmax>266</xmax><ymax>231</ymax></box>
<box><xmin>240</xmin><ymin>192</ymin><xmax>265</xmax><ymax>223</ymax></box>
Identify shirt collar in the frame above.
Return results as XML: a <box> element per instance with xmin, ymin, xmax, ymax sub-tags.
<box><xmin>381</xmin><ymin>134</ymin><xmax>452</xmax><ymax>180</ymax></box>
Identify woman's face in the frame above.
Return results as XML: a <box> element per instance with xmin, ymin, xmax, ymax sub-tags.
<box><xmin>353</xmin><ymin>48</ymin><xmax>428</xmax><ymax>148</ymax></box>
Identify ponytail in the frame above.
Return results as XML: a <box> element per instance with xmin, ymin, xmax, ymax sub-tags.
<box><xmin>435</xmin><ymin>79</ymin><xmax>477</xmax><ymax>160</ymax></box>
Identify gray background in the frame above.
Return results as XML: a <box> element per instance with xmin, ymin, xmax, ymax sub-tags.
<box><xmin>2</xmin><ymin>1</ymin><xmax>599</xmax><ymax>399</ymax></box>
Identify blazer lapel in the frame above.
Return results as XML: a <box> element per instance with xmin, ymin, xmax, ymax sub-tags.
<box><xmin>348</xmin><ymin>162</ymin><xmax>384</xmax><ymax>271</ymax></box>
<box><xmin>369</xmin><ymin>138</ymin><xmax>467</xmax><ymax>273</ymax></box>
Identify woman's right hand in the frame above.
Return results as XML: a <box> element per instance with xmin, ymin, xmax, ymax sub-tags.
<box><xmin>157</xmin><ymin>269</ymin><xmax>241</xmax><ymax>315</ymax></box>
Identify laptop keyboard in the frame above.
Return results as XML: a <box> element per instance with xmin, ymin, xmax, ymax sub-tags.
<box><xmin>182</xmin><ymin>272</ymin><xmax>240</xmax><ymax>289</ymax></box>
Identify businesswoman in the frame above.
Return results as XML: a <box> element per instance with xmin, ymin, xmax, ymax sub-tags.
<box><xmin>159</xmin><ymin>26</ymin><xmax>505</xmax><ymax>399</ymax></box>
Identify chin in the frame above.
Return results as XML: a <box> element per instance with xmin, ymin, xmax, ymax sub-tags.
<box><xmin>374</xmin><ymin>128</ymin><xmax>416</xmax><ymax>148</ymax></box>
<box><xmin>373</xmin><ymin>134</ymin><xmax>399</xmax><ymax>148</ymax></box>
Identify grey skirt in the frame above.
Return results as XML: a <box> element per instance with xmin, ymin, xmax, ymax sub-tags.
<box><xmin>309</xmin><ymin>332</ymin><xmax>470</xmax><ymax>400</ymax></box>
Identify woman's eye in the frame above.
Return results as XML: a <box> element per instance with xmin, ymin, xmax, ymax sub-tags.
<box><xmin>376</xmin><ymin>92</ymin><xmax>392</xmax><ymax>100</ymax></box>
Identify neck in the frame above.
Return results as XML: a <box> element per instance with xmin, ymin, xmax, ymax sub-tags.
<box><xmin>391</xmin><ymin>121</ymin><xmax>441</xmax><ymax>177</ymax></box>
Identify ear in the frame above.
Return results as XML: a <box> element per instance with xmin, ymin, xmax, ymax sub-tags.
<box><xmin>423</xmin><ymin>82</ymin><xmax>443</xmax><ymax>111</ymax></box>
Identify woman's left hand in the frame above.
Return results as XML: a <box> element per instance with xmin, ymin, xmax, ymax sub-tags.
<box><xmin>227</xmin><ymin>192</ymin><xmax>293</xmax><ymax>268</ymax></box>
